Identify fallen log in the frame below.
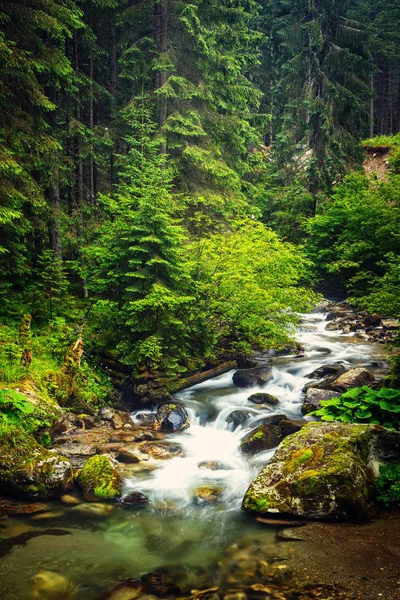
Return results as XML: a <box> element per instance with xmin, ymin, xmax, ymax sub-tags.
<box><xmin>168</xmin><ymin>361</ymin><xmax>237</xmax><ymax>393</ymax></box>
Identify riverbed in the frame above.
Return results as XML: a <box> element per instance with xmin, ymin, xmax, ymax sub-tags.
<box><xmin>0</xmin><ymin>309</ymin><xmax>393</xmax><ymax>599</ymax></box>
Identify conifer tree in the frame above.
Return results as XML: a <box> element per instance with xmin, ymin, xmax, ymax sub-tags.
<box><xmin>85</xmin><ymin>101</ymin><xmax>193</xmax><ymax>370</ymax></box>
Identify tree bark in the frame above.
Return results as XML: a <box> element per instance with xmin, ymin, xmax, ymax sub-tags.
<box><xmin>48</xmin><ymin>177</ymin><xmax>62</xmax><ymax>260</ymax></box>
<box><xmin>155</xmin><ymin>0</ymin><xmax>168</xmax><ymax>153</ymax></box>
<box><xmin>168</xmin><ymin>362</ymin><xmax>237</xmax><ymax>392</ymax></box>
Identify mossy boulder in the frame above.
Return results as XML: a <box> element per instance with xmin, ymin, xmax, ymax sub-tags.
<box><xmin>242</xmin><ymin>422</ymin><xmax>400</xmax><ymax>521</ymax></box>
<box><xmin>0</xmin><ymin>427</ymin><xmax>73</xmax><ymax>499</ymax></box>
<box><xmin>76</xmin><ymin>455</ymin><xmax>121</xmax><ymax>501</ymax></box>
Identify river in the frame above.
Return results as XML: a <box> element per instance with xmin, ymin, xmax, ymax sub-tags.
<box><xmin>0</xmin><ymin>309</ymin><xmax>390</xmax><ymax>599</ymax></box>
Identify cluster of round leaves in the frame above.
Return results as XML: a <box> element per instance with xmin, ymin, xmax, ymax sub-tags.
<box><xmin>311</xmin><ymin>385</ymin><xmax>400</xmax><ymax>430</ymax></box>
<box><xmin>0</xmin><ymin>389</ymin><xmax>51</xmax><ymax>435</ymax></box>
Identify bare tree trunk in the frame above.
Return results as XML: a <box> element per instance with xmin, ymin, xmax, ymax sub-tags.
<box><xmin>370</xmin><ymin>71</ymin><xmax>374</xmax><ymax>138</ymax></box>
<box><xmin>48</xmin><ymin>177</ymin><xmax>62</xmax><ymax>260</ymax></box>
<box><xmin>89</xmin><ymin>48</ymin><xmax>95</xmax><ymax>202</ymax></box>
<box><xmin>74</xmin><ymin>32</ymin><xmax>84</xmax><ymax>207</ymax></box>
<box><xmin>155</xmin><ymin>0</ymin><xmax>168</xmax><ymax>153</ymax></box>
<box><xmin>110</xmin><ymin>20</ymin><xmax>118</xmax><ymax>96</ymax></box>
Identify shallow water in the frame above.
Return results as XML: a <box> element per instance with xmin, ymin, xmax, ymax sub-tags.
<box><xmin>0</xmin><ymin>310</ymin><xmax>390</xmax><ymax>599</ymax></box>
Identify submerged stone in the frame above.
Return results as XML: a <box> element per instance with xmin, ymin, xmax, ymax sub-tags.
<box><xmin>242</xmin><ymin>422</ymin><xmax>400</xmax><ymax>521</ymax></box>
<box><xmin>137</xmin><ymin>441</ymin><xmax>183</xmax><ymax>459</ymax></box>
<box><xmin>32</xmin><ymin>570</ymin><xmax>73</xmax><ymax>600</ymax></box>
<box><xmin>0</xmin><ymin>498</ymin><xmax>48</xmax><ymax>515</ymax></box>
<box><xmin>193</xmin><ymin>485</ymin><xmax>223</xmax><ymax>504</ymax></box>
<box><xmin>106</xmin><ymin>579</ymin><xmax>144</xmax><ymax>600</ymax></box>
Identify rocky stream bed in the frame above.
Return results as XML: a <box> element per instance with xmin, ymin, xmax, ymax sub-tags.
<box><xmin>0</xmin><ymin>302</ymin><xmax>399</xmax><ymax>600</ymax></box>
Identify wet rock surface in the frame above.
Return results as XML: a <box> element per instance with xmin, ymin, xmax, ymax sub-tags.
<box><xmin>119</xmin><ymin>492</ymin><xmax>149</xmax><ymax>509</ymax></box>
<box><xmin>240</xmin><ymin>417</ymin><xmax>304</xmax><ymax>455</ymax></box>
<box><xmin>0</xmin><ymin>431</ymin><xmax>73</xmax><ymax>499</ymax></box>
<box><xmin>232</xmin><ymin>365</ymin><xmax>273</xmax><ymax>388</ymax></box>
<box><xmin>302</xmin><ymin>388</ymin><xmax>341</xmax><ymax>415</ymax></box>
<box><xmin>153</xmin><ymin>403</ymin><xmax>190</xmax><ymax>433</ymax></box>
<box><xmin>247</xmin><ymin>393</ymin><xmax>279</xmax><ymax>405</ymax></box>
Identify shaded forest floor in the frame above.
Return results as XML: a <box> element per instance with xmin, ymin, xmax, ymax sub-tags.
<box><xmin>285</xmin><ymin>508</ymin><xmax>400</xmax><ymax>599</ymax></box>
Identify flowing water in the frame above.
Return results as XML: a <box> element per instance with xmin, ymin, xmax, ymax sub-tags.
<box><xmin>0</xmin><ymin>310</ymin><xmax>391</xmax><ymax>599</ymax></box>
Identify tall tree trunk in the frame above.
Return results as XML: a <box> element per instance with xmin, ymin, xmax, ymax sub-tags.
<box><xmin>110</xmin><ymin>20</ymin><xmax>118</xmax><ymax>96</ymax></box>
<box><xmin>48</xmin><ymin>177</ymin><xmax>62</xmax><ymax>260</ymax></box>
<box><xmin>370</xmin><ymin>71</ymin><xmax>374</xmax><ymax>138</ymax></box>
<box><xmin>74</xmin><ymin>32</ymin><xmax>84</xmax><ymax>207</ymax></box>
<box><xmin>155</xmin><ymin>0</ymin><xmax>168</xmax><ymax>153</ymax></box>
<box><xmin>89</xmin><ymin>48</ymin><xmax>95</xmax><ymax>202</ymax></box>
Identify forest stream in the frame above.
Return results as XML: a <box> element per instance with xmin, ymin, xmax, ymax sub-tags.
<box><xmin>0</xmin><ymin>308</ymin><xmax>393</xmax><ymax>600</ymax></box>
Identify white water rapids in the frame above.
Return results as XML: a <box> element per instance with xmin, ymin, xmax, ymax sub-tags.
<box><xmin>125</xmin><ymin>310</ymin><xmax>388</xmax><ymax>513</ymax></box>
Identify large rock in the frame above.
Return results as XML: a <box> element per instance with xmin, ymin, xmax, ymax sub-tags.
<box><xmin>240</xmin><ymin>417</ymin><xmax>304</xmax><ymax>455</ymax></box>
<box><xmin>153</xmin><ymin>403</ymin><xmax>190</xmax><ymax>433</ymax></box>
<box><xmin>302</xmin><ymin>388</ymin><xmax>341</xmax><ymax>415</ymax></box>
<box><xmin>328</xmin><ymin>367</ymin><xmax>375</xmax><ymax>392</ymax></box>
<box><xmin>242</xmin><ymin>422</ymin><xmax>400</xmax><ymax>521</ymax></box>
<box><xmin>305</xmin><ymin>363</ymin><xmax>346</xmax><ymax>380</ymax></box>
<box><xmin>0</xmin><ymin>428</ymin><xmax>73</xmax><ymax>499</ymax></box>
<box><xmin>304</xmin><ymin>366</ymin><xmax>375</xmax><ymax>394</ymax></box>
<box><xmin>76</xmin><ymin>455</ymin><xmax>121</xmax><ymax>501</ymax></box>
<box><xmin>232</xmin><ymin>365</ymin><xmax>272</xmax><ymax>388</ymax></box>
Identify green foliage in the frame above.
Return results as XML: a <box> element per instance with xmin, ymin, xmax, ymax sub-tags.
<box><xmin>305</xmin><ymin>171</ymin><xmax>400</xmax><ymax>296</ymax></box>
<box><xmin>85</xmin><ymin>102</ymin><xmax>193</xmax><ymax>371</ymax></box>
<box><xmin>0</xmin><ymin>320</ymin><xmax>111</xmax><ymax>416</ymax></box>
<box><xmin>36</xmin><ymin>251</ymin><xmax>69</xmax><ymax>320</ymax></box>
<box><xmin>0</xmin><ymin>388</ymin><xmax>57</xmax><ymax>440</ymax></box>
<box><xmin>311</xmin><ymin>386</ymin><xmax>400</xmax><ymax>429</ymax></box>
<box><xmin>186</xmin><ymin>220</ymin><xmax>318</xmax><ymax>359</ymax></box>
<box><xmin>376</xmin><ymin>464</ymin><xmax>400</xmax><ymax>506</ymax></box>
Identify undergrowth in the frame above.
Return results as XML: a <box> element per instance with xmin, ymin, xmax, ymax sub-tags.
<box><xmin>311</xmin><ymin>386</ymin><xmax>400</xmax><ymax>429</ymax></box>
<box><xmin>0</xmin><ymin>318</ymin><xmax>112</xmax><ymax>434</ymax></box>
<box><xmin>376</xmin><ymin>464</ymin><xmax>400</xmax><ymax>506</ymax></box>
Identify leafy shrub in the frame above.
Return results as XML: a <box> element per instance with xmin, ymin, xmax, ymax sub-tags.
<box><xmin>376</xmin><ymin>464</ymin><xmax>400</xmax><ymax>506</ymax></box>
<box><xmin>0</xmin><ymin>388</ymin><xmax>53</xmax><ymax>434</ymax></box>
<box><xmin>311</xmin><ymin>386</ymin><xmax>400</xmax><ymax>429</ymax></box>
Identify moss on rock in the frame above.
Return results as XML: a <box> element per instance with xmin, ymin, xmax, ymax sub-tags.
<box><xmin>77</xmin><ymin>455</ymin><xmax>121</xmax><ymax>501</ymax></box>
<box><xmin>0</xmin><ymin>426</ymin><xmax>73</xmax><ymax>499</ymax></box>
<box><xmin>242</xmin><ymin>422</ymin><xmax>395</xmax><ymax>521</ymax></box>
